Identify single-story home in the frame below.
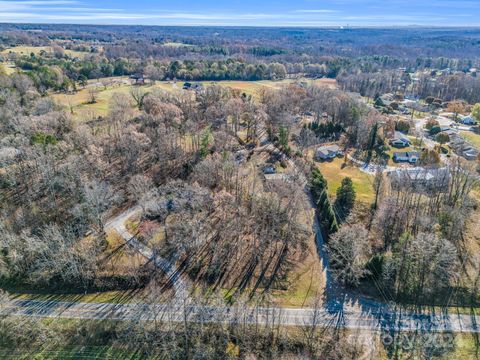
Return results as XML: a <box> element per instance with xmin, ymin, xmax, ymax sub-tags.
<box><xmin>264</xmin><ymin>173</ymin><xmax>291</xmax><ymax>182</ymax></box>
<box><xmin>440</xmin><ymin>128</ymin><xmax>459</xmax><ymax>138</ymax></box>
<box><xmin>388</xmin><ymin>167</ymin><xmax>450</xmax><ymax>192</ymax></box>
<box><xmin>462</xmin><ymin>146</ymin><xmax>479</xmax><ymax>161</ymax></box>
<box><xmin>393</xmin><ymin>151</ymin><xmax>420</xmax><ymax>164</ymax></box>
<box><xmin>315</xmin><ymin>145</ymin><xmax>340</xmax><ymax>160</ymax></box>
<box><xmin>129</xmin><ymin>74</ymin><xmax>145</xmax><ymax>85</ymax></box>
<box><xmin>461</xmin><ymin>116</ymin><xmax>477</xmax><ymax>125</ymax></box>
<box><xmin>390</xmin><ymin>131</ymin><xmax>411</xmax><ymax>148</ymax></box>
<box><xmin>262</xmin><ymin>165</ymin><xmax>277</xmax><ymax>174</ymax></box>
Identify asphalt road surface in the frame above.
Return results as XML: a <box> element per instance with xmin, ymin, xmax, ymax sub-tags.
<box><xmin>1</xmin><ymin>299</ymin><xmax>479</xmax><ymax>333</ymax></box>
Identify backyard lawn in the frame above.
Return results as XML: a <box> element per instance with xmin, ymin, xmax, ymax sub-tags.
<box><xmin>460</xmin><ymin>131</ymin><xmax>480</xmax><ymax>148</ymax></box>
<box><xmin>317</xmin><ymin>157</ymin><xmax>375</xmax><ymax>204</ymax></box>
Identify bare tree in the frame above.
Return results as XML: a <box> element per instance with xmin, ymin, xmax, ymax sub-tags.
<box><xmin>82</xmin><ymin>180</ymin><xmax>120</xmax><ymax>234</ymax></box>
<box><xmin>328</xmin><ymin>224</ymin><xmax>371</xmax><ymax>286</ymax></box>
<box><xmin>88</xmin><ymin>87</ymin><xmax>98</xmax><ymax>104</ymax></box>
<box><xmin>128</xmin><ymin>174</ymin><xmax>155</xmax><ymax>210</ymax></box>
<box><xmin>130</xmin><ymin>87</ymin><xmax>148</xmax><ymax>110</ymax></box>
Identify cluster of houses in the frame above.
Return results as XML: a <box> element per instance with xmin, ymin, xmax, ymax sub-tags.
<box><xmin>447</xmin><ymin>131</ymin><xmax>479</xmax><ymax>160</ymax></box>
<box><xmin>389</xmin><ymin>131</ymin><xmax>420</xmax><ymax>164</ymax></box>
<box><xmin>426</xmin><ymin>124</ymin><xmax>478</xmax><ymax>161</ymax></box>
<box><xmin>390</xmin><ymin>127</ymin><xmax>479</xmax><ymax>163</ymax></box>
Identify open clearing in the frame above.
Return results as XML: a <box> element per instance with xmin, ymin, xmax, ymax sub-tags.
<box><xmin>303</xmin><ymin>147</ymin><xmax>375</xmax><ymax>204</ymax></box>
<box><xmin>460</xmin><ymin>131</ymin><xmax>480</xmax><ymax>149</ymax></box>
<box><xmin>0</xmin><ymin>62</ymin><xmax>16</xmax><ymax>75</ymax></box>
<box><xmin>163</xmin><ymin>42</ymin><xmax>194</xmax><ymax>47</ymax></box>
<box><xmin>53</xmin><ymin>77</ymin><xmax>337</xmax><ymax>119</ymax></box>
<box><xmin>317</xmin><ymin>157</ymin><xmax>375</xmax><ymax>204</ymax></box>
<box><xmin>1</xmin><ymin>45</ymin><xmax>89</xmax><ymax>58</ymax></box>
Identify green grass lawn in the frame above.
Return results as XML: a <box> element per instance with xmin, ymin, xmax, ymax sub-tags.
<box><xmin>317</xmin><ymin>157</ymin><xmax>375</xmax><ymax>204</ymax></box>
<box><xmin>8</xmin><ymin>289</ymin><xmax>141</xmax><ymax>304</ymax></box>
<box><xmin>385</xmin><ymin>144</ymin><xmax>423</xmax><ymax>166</ymax></box>
<box><xmin>460</xmin><ymin>131</ymin><xmax>480</xmax><ymax>148</ymax></box>
<box><xmin>1</xmin><ymin>62</ymin><xmax>16</xmax><ymax>75</ymax></box>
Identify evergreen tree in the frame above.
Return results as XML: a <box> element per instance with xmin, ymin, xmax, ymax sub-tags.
<box><xmin>309</xmin><ymin>167</ymin><xmax>338</xmax><ymax>236</ymax></box>
<box><xmin>310</xmin><ymin>167</ymin><xmax>327</xmax><ymax>202</ymax></box>
<box><xmin>335</xmin><ymin>177</ymin><xmax>356</xmax><ymax>219</ymax></box>
<box><xmin>278</xmin><ymin>126</ymin><xmax>290</xmax><ymax>154</ymax></box>
<box><xmin>318</xmin><ymin>190</ymin><xmax>338</xmax><ymax>234</ymax></box>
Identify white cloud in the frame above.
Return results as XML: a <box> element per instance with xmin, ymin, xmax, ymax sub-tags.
<box><xmin>294</xmin><ymin>9</ymin><xmax>338</xmax><ymax>13</ymax></box>
<box><xmin>0</xmin><ymin>1</ymin><xmax>78</xmax><ymax>11</ymax></box>
<box><xmin>0</xmin><ymin>0</ymin><xmax>477</xmax><ymax>26</ymax></box>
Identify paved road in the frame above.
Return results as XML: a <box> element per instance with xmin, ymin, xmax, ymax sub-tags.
<box><xmin>1</xmin><ymin>299</ymin><xmax>479</xmax><ymax>333</ymax></box>
<box><xmin>104</xmin><ymin>207</ymin><xmax>189</xmax><ymax>301</ymax></box>
<box><xmin>4</xmin><ymin>125</ymin><xmax>478</xmax><ymax>333</ymax></box>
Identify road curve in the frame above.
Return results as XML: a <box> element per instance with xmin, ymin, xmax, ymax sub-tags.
<box><xmin>104</xmin><ymin>206</ymin><xmax>189</xmax><ymax>301</ymax></box>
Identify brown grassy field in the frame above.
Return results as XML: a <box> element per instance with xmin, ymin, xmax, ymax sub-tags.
<box><xmin>1</xmin><ymin>45</ymin><xmax>88</xmax><ymax>59</ymax></box>
<box><xmin>53</xmin><ymin>77</ymin><xmax>338</xmax><ymax>120</ymax></box>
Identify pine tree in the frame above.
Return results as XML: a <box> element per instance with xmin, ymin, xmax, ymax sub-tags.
<box><xmin>335</xmin><ymin>177</ymin><xmax>356</xmax><ymax>219</ymax></box>
<box><xmin>310</xmin><ymin>167</ymin><xmax>327</xmax><ymax>202</ymax></box>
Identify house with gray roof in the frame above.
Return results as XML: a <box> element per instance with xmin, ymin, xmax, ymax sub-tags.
<box><xmin>388</xmin><ymin>167</ymin><xmax>450</xmax><ymax>192</ymax></box>
<box><xmin>392</xmin><ymin>151</ymin><xmax>420</xmax><ymax>164</ymax></box>
<box><xmin>315</xmin><ymin>144</ymin><xmax>340</xmax><ymax>160</ymax></box>
<box><xmin>390</xmin><ymin>131</ymin><xmax>411</xmax><ymax>148</ymax></box>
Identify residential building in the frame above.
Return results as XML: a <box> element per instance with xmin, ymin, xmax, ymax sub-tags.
<box><xmin>262</xmin><ymin>165</ymin><xmax>277</xmax><ymax>174</ymax></box>
<box><xmin>392</xmin><ymin>151</ymin><xmax>420</xmax><ymax>164</ymax></box>
<box><xmin>461</xmin><ymin>116</ymin><xmax>476</xmax><ymax>125</ymax></box>
<box><xmin>390</xmin><ymin>131</ymin><xmax>411</xmax><ymax>148</ymax></box>
<box><xmin>388</xmin><ymin>167</ymin><xmax>450</xmax><ymax>192</ymax></box>
<box><xmin>315</xmin><ymin>144</ymin><xmax>340</xmax><ymax>160</ymax></box>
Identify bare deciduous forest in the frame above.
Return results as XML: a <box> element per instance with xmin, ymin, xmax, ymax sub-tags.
<box><xmin>1</xmin><ymin>24</ymin><xmax>480</xmax><ymax>359</ymax></box>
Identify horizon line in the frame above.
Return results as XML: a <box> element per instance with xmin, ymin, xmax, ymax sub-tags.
<box><xmin>2</xmin><ymin>22</ymin><xmax>480</xmax><ymax>29</ymax></box>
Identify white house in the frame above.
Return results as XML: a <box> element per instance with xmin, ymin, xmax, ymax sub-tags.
<box><xmin>388</xmin><ymin>167</ymin><xmax>450</xmax><ymax>192</ymax></box>
<box><xmin>393</xmin><ymin>151</ymin><xmax>420</xmax><ymax>164</ymax></box>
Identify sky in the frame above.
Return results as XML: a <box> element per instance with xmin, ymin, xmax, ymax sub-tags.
<box><xmin>0</xmin><ymin>0</ymin><xmax>479</xmax><ymax>27</ymax></box>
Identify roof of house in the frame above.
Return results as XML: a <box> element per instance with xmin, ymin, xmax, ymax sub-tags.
<box><xmin>393</xmin><ymin>131</ymin><xmax>410</xmax><ymax>142</ymax></box>
<box><xmin>264</xmin><ymin>173</ymin><xmax>290</xmax><ymax>182</ymax></box>
<box><xmin>262</xmin><ymin>165</ymin><xmax>276</xmax><ymax>174</ymax></box>
<box><xmin>389</xmin><ymin>167</ymin><xmax>450</xmax><ymax>188</ymax></box>
<box><xmin>393</xmin><ymin>151</ymin><xmax>420</xmax><ymax>158</ymax></box>
<box><xmin>316</xmin><ymin>144</ymin><xmax>340</xmax><ymax>156</ymax></box>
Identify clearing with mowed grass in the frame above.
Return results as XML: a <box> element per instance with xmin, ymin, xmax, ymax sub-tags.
<box><xmin>53</xmin><ymin>78</ymin><xmax>337</xmax><ymax>119</ymax></box>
